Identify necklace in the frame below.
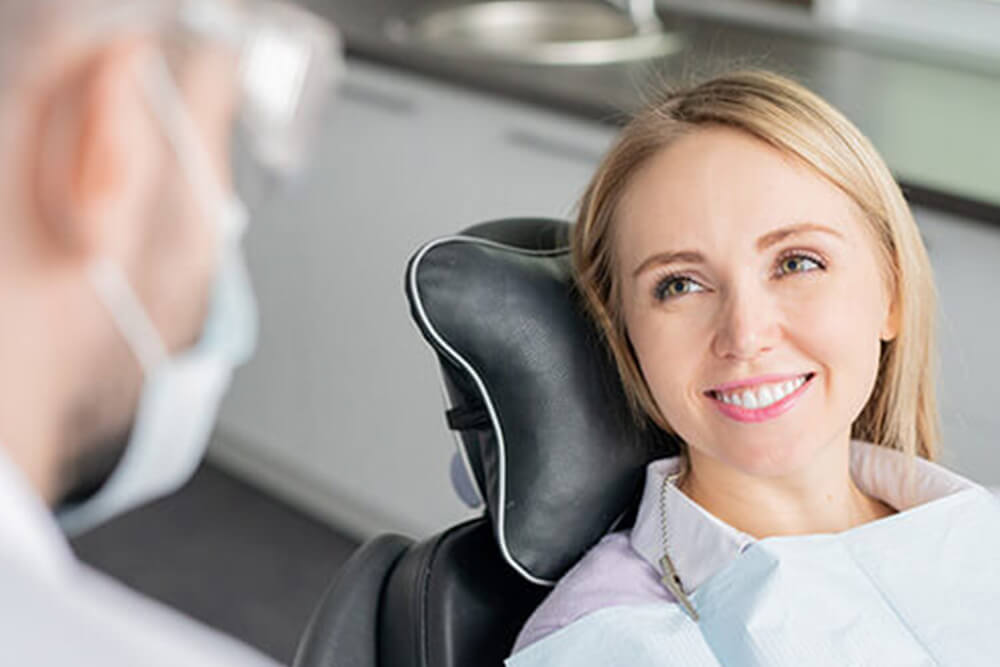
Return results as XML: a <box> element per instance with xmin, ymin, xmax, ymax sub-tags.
<box><xmin>659</xmin><ymin>471</ymin><xmax>699</xmax><ymax>621</ymax></box>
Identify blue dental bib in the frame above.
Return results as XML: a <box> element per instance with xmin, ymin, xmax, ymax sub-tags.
<box><xmin>508</xmin><ymin>487</ymin><xmax>1000</xmax><ymax>666</ymax></box>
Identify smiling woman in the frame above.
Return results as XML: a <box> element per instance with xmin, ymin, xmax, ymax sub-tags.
<box><xmin>506</xmin><ymin>71</ymin><xmax>1000</xmax><ymax>666</ymax></box>
<box><xmin>575</xmin><ymin>72</ymin><xmax>936</xmax><ymax>469</ymax></box>
<box><xmin>615</xmin><ymin>124</ymin><xmax>903</xmax><ymax>534</ymax></box>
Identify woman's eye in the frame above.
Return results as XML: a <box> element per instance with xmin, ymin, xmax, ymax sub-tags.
<box><xmin>654</xmin><ymin>276</ymin><xmax>704</xmax><ymax>301</ymax></box>
<box><xmin>777</xmin><ymin>254</ymin><xmax>823</xmax><ymax>276</ymax></box>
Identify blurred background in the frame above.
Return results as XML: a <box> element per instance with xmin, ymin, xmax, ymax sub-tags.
<box><xmin>74</xmin><ymin>0</ymin><xmax>1000</xmax><ymax>661</ymax></box>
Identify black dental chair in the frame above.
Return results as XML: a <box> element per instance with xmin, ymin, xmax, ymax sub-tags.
<box><xmin>293</xmin><ymin>219</ymin><xmax>678</xmax><ymax>667</ymax></box>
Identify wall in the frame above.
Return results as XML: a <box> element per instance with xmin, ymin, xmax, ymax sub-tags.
<box><xmin>916</xmin><ymin>208</ymin><xmax>1000</xmax><ymax>479</ymax></box>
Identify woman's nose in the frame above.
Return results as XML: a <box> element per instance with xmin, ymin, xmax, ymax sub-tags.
<box><xmin>710</xmin><ymin>288</ymin><xmax>781</xmax><ymax>361</ymax></box>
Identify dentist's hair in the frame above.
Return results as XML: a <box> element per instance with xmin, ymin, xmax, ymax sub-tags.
<box><xmin>574</xmin><ymin>70</ymin><xmax>939</xmax><ymax>461</ymax></box>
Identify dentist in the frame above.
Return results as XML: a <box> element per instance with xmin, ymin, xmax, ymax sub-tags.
<box><xmin>0</xmin><ymin>1</ymin><xmax>341</xmax><ymax>664</ymax></box>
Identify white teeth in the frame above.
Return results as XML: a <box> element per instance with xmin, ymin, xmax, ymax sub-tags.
<box><xmin>758</xmin><ymin>386</ymin><xmax>774</xmax><ymax>406</ymax></box>
<box><xmin>715</xmin><ymin>374</ymin><xmax>810</xmax><ymax>410</ymax></box>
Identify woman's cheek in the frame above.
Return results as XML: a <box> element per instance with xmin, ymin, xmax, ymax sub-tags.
<box><xmin>631</xmin><ymin>310</ymin><xmax>707</xmax><ymax>425</ymax></box>
<box><xmin>787</xmin><ymin>281</ymin><xmax>884</xmax><ymax>416</ymax></box>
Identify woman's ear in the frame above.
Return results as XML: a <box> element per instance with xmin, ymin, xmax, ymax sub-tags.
<box><xmin>34</xmin><ymin>37</ymin><xmax>158</xmax><ymax>262</ymax></box>
<box><xmin>880</xmin><ymin>290</ymin><xmax>900</xmax><ymax>342</ymax></box>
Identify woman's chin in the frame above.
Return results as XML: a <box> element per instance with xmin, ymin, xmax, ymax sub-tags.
<box><xmin>699</xmin><ymin>436</ymin><xmax>825</xmax><ymax>480</ymax></box>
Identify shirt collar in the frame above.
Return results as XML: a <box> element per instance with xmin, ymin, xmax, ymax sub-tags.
<box><xmin>629</xmin><ymin>440</ymin><xmax>978</xmax><ymax>595</ymax></box>
<box><xmin>0</xmin><ymin>445</ymin><xmax>76</xmax><ymax>581</ymax></box>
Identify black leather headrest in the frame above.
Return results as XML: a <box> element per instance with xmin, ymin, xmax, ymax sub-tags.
<box><xmin>405</xmin><ymin>218</ymin><xmax>675</xmax><ymax>585</ymax></box>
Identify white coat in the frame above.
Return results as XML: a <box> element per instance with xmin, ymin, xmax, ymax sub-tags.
<box><xmin>0</xmin><ymin>448</ymin><xmax>282</xmax><ymax>666</ymax></box>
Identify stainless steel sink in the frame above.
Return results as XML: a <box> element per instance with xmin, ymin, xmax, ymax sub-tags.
<box><xmin>385</xmin><ymin>1</ymin><xmax>684</xmax><ymax>66</ymax></box>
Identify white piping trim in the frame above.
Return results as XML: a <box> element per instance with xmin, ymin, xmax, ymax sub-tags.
<box><xmin>406</xmin><ymin>233</ymin><xmax>569</xmax><ymax>587</ymax></box>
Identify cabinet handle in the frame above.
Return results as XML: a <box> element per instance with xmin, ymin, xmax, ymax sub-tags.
<box><xmin>504</xmin><ymin>129</ymin><xmax>604</xmax><ymax>167</ymax></box>
<box><xmin>339</xmin><ymin>81</ymin><xmax>418</xmax><ymax>116</ymax></box>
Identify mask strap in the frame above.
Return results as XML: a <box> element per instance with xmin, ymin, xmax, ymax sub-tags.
<box><xmin>89</xmin><ymin>259</ymin><xmax>169</xmax><ymax>373</ymax></box>
<box><xmin>90</xmin><ymin>49</ymin><xmax>243</xmax><ymax>374</ymax></box>
<box><xmin>138</xmin><ymin>51</ymin><xmax>229</xmax><ymax>233</ymax></box>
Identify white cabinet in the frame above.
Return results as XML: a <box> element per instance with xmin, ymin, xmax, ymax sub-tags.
<box><xmin>214</xmin><ymin>60</ymin><xmax>615</xmax><ymax>539</ymax></box>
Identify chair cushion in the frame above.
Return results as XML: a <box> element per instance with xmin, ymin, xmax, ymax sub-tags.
<box><xmin>294</xmin><ymin>534</ymin><xmax>413</xmax><ymax>667</ymax></box>
<box><xmin>379</xmin><ymin>519</ymin><xmax>549</xmax><ymax>667</ymax></box>
<box><xmin>404</xmin><ymin>218</ymin><xmax>675</xmax><ymax>585</ymax></box>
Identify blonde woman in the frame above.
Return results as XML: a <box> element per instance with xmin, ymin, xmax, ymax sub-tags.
<box><xmin>506</xmin><ymin>71</ymin><xmax>1000</xmax><ymax>665</ymax></box>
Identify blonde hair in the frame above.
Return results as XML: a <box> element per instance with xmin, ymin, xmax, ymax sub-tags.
<box><xmin>574</xmin><ymin>70</ymin><xmax>939</xmax><ymax>461</ymax></box>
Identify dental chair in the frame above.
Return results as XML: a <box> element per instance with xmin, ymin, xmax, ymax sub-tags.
<box><xmin>293</xmin><ymin>218</ymin><xmax>678</xmax><ymax>667</ymax></box>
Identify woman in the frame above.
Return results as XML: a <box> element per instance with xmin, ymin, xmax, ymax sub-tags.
<box><xmin>506</xmin><ymin>71</ymin><xmax>1000</xmax><ymax>665</ymax></box>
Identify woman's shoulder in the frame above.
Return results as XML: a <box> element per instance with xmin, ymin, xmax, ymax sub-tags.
<box><xmin>511</xmin><ymin>531</ymin><xmax>670</xmax><ymax>654</ymax></box>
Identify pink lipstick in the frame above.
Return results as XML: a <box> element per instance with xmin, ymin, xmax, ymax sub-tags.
<box><xmin>706</xmin><ymin>372</ymin><xmax>815</xmax><ymax>423</ymax></box>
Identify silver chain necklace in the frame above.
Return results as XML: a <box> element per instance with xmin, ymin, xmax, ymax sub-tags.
<box><xmin>659</xmin><ymin>471</ymin><xmax>700</xmax><ymax>621</ymax></box>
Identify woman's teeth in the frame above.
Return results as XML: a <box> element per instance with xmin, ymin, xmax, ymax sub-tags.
<box><xmin>713</xmin><ymin>375</ymin><xmax>809</xmax><ymax>409</ymax></box>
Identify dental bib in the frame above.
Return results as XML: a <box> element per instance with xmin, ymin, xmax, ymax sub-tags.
<box><xmin>508</xmin><ymin>485</ymin><xmax>1000</xmax><ymax>666</ymax></box>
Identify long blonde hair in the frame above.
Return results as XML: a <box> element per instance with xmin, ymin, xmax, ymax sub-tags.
<box><xmin>574</xmin><ymin>70</ymin><xmax>939</xmax><ymax>461</ymax></box>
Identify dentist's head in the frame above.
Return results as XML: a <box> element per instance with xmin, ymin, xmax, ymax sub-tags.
<box><xmin>0</xmin><ymin>0</ymin><xmax>340</xmax><ymax>534</ymax></box>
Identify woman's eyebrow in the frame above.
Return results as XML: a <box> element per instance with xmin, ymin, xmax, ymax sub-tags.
<box><xmin>632</xmin><ymin>250</ymin><xmax>705</xmax><ymax>278</ymax></box>
<box><xmin>756</xmin><ymin>222</ymin><xmax>844</xmax><ymax>251</ymax></box>
<box><xmin>631</xmin><ymin>223</ymin><xmax>843</xmax><ymax>278</ymax></box>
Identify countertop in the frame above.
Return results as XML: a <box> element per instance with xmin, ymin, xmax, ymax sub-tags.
<box><xmin>302</xmin><ymin>0</ymin><xmax>1000</xmax><ymax>224</ymax></box>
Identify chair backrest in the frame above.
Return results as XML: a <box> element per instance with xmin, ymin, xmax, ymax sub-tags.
<box><xmin>295</xmin><ymin>519</ymin><xmax>547</xmax><ymax>667</ymax></box>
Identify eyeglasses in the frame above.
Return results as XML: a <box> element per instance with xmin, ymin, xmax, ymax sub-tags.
<box><xmin>177</xmin><ymin>0</ymin><xmax>344</xmax><ymax>177</ymax></box>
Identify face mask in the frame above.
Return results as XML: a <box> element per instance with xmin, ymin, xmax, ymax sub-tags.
<box><xmin>57</xmin><ymin>56</ymin><xmax>258</xmax><ymax>536</ymax></box>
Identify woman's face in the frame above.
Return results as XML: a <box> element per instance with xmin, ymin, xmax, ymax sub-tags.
<box><xmin>617</xmin><ymin>126</ymin><xmax>896</xmax><ymax>478</ymax></box>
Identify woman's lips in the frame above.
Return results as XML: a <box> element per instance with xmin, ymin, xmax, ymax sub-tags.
<box><xmin>706</xmin><ymin>372</ymin><xmax>815</xmax><ymax>423</ymax></box>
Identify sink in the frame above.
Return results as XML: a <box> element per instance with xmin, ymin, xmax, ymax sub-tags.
<box><xmin>385</xmin><ymin>1</ymin><xmax>684</xmax><ymax>66</ymax></box>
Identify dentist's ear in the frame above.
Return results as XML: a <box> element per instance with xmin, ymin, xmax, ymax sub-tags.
<box><xmin>34</xmin><ymin>37</ymin><xmax>160</xmax><ymax>263</ymax></box>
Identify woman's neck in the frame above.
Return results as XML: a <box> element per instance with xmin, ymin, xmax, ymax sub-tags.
<box><xmin>677</xmin><ymin>439</ymin><xmax>896</xmax><ymax>539</ymax></box>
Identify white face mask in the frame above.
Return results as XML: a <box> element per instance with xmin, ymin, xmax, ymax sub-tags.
<box><xmin>57</xmin><ymin>55</ymin><xmax>258</xmax><ymax>536</ymax></box>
